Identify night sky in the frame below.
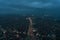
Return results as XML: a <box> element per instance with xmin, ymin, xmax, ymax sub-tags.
<box><xmin>0</xmin><ymin>0</ymin><xmax>60</xmax><ymax>8</ymax></box>
<box><xmin>0</xmin><ymin>0</ymin><xmax>60</xmax><ymax>19</ymax></box>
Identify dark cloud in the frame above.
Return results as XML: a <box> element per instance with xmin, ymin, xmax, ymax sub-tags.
<box><xmin>0</xmin><ymin>0</ymin><xmax>60</xmax><ymax>12</ymax></box>
<box><xmin>20</xmin><ymin>0</ymin><xmax>60</xmax><ymax>8</ymax></box>
<box><xmin>0</xmin><ymin>0</ymin><xmax>60</xmax><ymax>8</ymax></box>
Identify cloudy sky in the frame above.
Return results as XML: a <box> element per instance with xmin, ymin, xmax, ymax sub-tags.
<box><xmin>0</xmin><ymin>0</ymin><xmax>60</xmax><ymax>17</ymax></box>
<box><xmin>20</xmin><ymin>0</ymin><xmax>60</xmax><ymax>8</ymax></box>
<box><xmin>0</xmin><ymin>0</ymin><xmax>60</xmax><ymax>9</ymax></box>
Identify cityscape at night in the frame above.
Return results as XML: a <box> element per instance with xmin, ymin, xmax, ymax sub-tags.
<box><xmin>0</xmin><ymin>0</ymin><xmax>60</xmax><ymax>40</ymax></box>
